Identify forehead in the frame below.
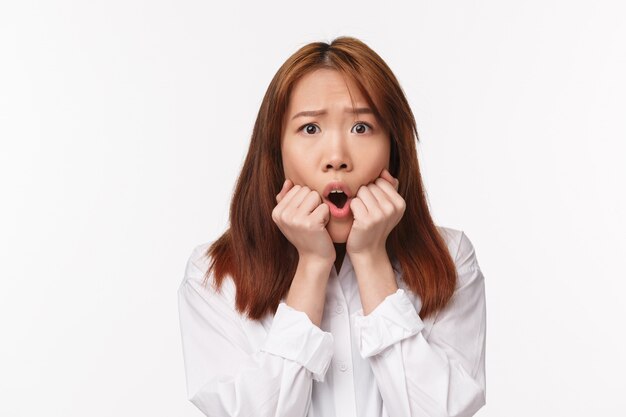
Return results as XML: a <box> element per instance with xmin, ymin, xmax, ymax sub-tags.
<box><xmin>287</xmin><ymin>68</ymin><xmax>368</xmax><ymax>111</ymax></box>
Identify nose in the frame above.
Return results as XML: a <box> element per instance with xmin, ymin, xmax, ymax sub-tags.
<box><xmin>323</xmin><ymin>131</ymin><xmax>352</xmax><ymax>172</ymax></box>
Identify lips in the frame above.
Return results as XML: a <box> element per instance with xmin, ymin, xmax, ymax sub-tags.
<box><xmin>322</xmin><ymin>181</ymin><xmax>352</xmax><ymax>200</ymax></box>
<box><xmin>322</xmin><ymin>181</ymin><xmax>353</xmax><ymax>218</ymax></box>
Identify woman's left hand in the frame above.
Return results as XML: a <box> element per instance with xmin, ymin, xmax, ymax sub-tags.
<box><xmin>346</xmin><ymin>168</ymin><xmax>406</xmax><ymax>256</ymax></box>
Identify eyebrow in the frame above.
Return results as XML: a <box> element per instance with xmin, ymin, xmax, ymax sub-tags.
<box><xmin>291</xmin><ymin>107</ymin><xmax>374</xmax><ymax>120</ymax></box>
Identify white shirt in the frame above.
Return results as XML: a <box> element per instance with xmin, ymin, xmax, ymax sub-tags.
<box><xmin>177</xmin><ymin>225</ymin><xmax>486</xmax><ymax>417</ymax></box>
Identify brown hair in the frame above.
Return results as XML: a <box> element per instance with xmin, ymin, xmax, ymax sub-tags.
<box><xmin>203</xmin><ymin>36</ymin><xmax>457</xmax><ymax>320</ymax></box>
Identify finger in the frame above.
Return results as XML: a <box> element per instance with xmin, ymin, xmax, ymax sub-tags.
<box><xmin>279</xmin><ymin>184</ymin><xmax>313</xmax><ymax>211</ymax></box>
<box><xmin>311</xmin><ymin>202</ymin><xmax>330</xmax><ymax>226</ymax></box>
<box><xmin>374</xmin><ymin>178</ymin><xmax>405</xmax><ymax>208</ymax></box>
<box><xmin>356</xmin><ymin>185</ymin><xmax>381</xmax><ymax>216</ymax></box>
<box><xmin>297</xmin><ymin>189</ymin><xmax>323</xmax><ymax>214</ymax></box>
<box><xmin>369</xmin><ymin>181</ymin><xmax>396</xmax><ymax>213</ymax></box>
<box><xmin>380</xmin><ymin>168</ymin><xmax>399</xmax><ymax>190</ymax></box>
<box><xmin>374</xmin><ymin>177</ymin><xmax>399</xmax><ymax>197</ymax></box>
<box><xmin>292</xmin><ymin>185</ymin><xmax>316</xmax><ymax>208</ymax></box>
<box><xmin>276</xmin><ymin>179</ymin><xmax>293</xmax><ymax>203</ymax></box>
<box><xmin>277</xmin><ymin>183</ymin><xmax>303</xmax><ymax>208</ymax></box>
<box><xmin>349</xmin><ymin>197</ymin><xmax>367</xmax><ymax>220</ymax></box>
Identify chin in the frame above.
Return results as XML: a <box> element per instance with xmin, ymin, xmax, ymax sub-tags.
<box><xmin>330</xmin><ymin>234</ymin><xmax>348</xmax><ymax>244</ymax></box>
<box><xmin>327</xmin><ymin>219</ymin><xmax>352</xmax><ymax>243</ymax></box>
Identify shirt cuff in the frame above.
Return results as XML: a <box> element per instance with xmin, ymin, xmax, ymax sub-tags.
<box><xmin>260</xmin><ymin>302</ymin><xmax>334</xmax><ymax>382</ymax></box>
<box><xmin>352</xmin><ymin>289</ymin><xmax>424</xmax><ymax>358</ymax></box>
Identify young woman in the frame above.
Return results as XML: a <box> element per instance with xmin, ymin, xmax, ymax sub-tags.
<box><xmin>178</xmin><ymin>36</ymin><xmax>486</xmax><ymax>417</ymax></box>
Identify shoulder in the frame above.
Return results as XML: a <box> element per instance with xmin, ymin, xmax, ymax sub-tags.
<box><xmin>180</xmin><ymin>242</ymin><xmax>212</xmax><ymax>285</ymax></box>
<box><xmin>187</xmin><ymin>242</ymin><xmax>213</xmax><ymax>280</ymax></box>
<box><xmin>179</xmin><ymin>242</ymin><xmax>238</xmax><ymax>304</ymax></box>
<box><xmin>436</xmin><ymin>225</ymin><xmax>483</xmax><ymax>287</ymax></box>
<box><xmin>177</xmin><ymin>243</ymin><xmax>251</xmax><ymax>354</ymax></box>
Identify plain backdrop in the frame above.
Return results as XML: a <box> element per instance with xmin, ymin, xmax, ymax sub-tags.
<box><xmin>1</xmin><ymin>0</ymin><xmax>625</xmax><ymax>416</ymax></box>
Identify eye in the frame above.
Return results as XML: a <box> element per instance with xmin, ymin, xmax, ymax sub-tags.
<box><xmin>298</xmin><ymin>123</ymin><xmax>320</xmax><ymax>135</ymax></box>
<box><xmin>352</xmin><ymin>122</ymin><xmax>372</xmax><ymax>134</ymax></box>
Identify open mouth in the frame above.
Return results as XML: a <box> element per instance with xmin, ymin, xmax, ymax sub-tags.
<box><xmin>327</xmin><ymin>191</ymin><xmax>348</xmax><ymax>209</ymax></box>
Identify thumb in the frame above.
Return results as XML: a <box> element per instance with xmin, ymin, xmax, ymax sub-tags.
<box><xmin>312</xmin><ymin>202</ymin><xmax>331</xmax><ymax>226</ymax></box>
<box><xmin>276</xmin><ymin>179</ymin><xmax>291</xmax><ymax>203</ymax></box>
<box><xmin>382</xmin><ymin>168</ymin><xmax>399</xmax><ymax>191</ymax></box>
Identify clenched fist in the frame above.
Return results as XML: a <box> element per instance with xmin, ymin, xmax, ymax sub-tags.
<box><xmin>272</xmin><ymin>180</ymin><xmax>336</xmax><ymax>263</ymax></box>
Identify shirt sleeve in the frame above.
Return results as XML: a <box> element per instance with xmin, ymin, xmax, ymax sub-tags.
<box><xmin>351</xmin><ymin>231</ymin><xmax>486</xmax><ymax>417</ymax></box>
<box><xmin>177</xmin><ymin>245</ymin><xmax>334</xmax><ymax>417</ymax></box>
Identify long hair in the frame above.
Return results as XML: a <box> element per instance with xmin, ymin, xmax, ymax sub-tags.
<box><xmin>203</xmin><ymin>36</ymin><xmax>457</xmax><ymax>320</ymax></box>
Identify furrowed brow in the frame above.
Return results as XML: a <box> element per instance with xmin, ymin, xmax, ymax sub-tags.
<box><xmin>291</xmin><ymin>107</ymin><xmax>373</xmax><ymax>120</ymax></box>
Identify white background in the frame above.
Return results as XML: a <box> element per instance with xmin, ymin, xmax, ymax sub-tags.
<box><xmin>1</xmin><ymin>0</ymin><xmax>625</xmax><ymax>416</ymax></box>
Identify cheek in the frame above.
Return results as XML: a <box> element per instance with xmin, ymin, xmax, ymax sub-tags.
<box><xmin>379</xmin><ymin>140</ymin><xmax>391</xmax><ymax>164</ymax></box>
<box><xmin>362</xmin><ymin>144</ymin><xmax>390</xmax><ymax>176</ymax></box>
<box><xmin>376</xmin><ymin>144</ymin><xmax>391</xmax><ymax>173</ymax></box>
<box><xmin>282</xmin><ymin>149</ymin><xmax>308</xmax><ymax>183</ymax></box>
<box><xmin>281</xmin><ymin>147</ymin><xmax>296</xmax><ymax>176</ymax></box>
<box><xmin>377</xmin><ymin>148</ymin><xmax>390</xmax><ymax>168</ymax></box>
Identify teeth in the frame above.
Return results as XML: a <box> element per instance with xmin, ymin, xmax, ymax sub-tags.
<box><xmin>329</xmin><ymin>189</ymin><xmax>343</xmax><ymax>193</ymax></box>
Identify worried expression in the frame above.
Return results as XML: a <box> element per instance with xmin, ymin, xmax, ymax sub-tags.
<box><xmin>280</xmin><ymin>68</ymin><xmax>391</xmax><ymax>243</ymax></box>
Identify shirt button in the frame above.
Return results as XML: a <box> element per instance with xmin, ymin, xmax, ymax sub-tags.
<box><xmin>335</xmin><ymin>305</ymin><xmax>344</xmax><ymax>314</ymax></box>
<box><xmin>338</xmin><ymin>361</ymin><xmax>348</xmax><ymax>372</ymax></box>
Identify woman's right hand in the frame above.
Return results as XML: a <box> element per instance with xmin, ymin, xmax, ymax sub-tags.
<box><xmin>272</xmin><ymin>179</ymin><xmax>336</xmax><ymax>264</ymax></box>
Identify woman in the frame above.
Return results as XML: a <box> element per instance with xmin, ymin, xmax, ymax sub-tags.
<box><xmin>178</xmin><ymin>36</ymin><xmax>486</xmax><ymax>417</ymax></box>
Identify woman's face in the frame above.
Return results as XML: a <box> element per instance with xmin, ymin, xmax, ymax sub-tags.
<box><xmin>280</xmin><ymin>68</ymin><xmax>390</xmax><ymax>243</ymax></box>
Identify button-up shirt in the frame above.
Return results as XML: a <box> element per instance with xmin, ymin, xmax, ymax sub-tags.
<box><xmin>177</xmin><ymin>226</ymin><xmax>486</xmax><ymax>416</ymax></box>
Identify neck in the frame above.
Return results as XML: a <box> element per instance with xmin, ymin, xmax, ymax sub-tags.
<box><xmin>334</xmin><ymin>242</ymin><xmax>346</xmax><ymax>274</ymax></box>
